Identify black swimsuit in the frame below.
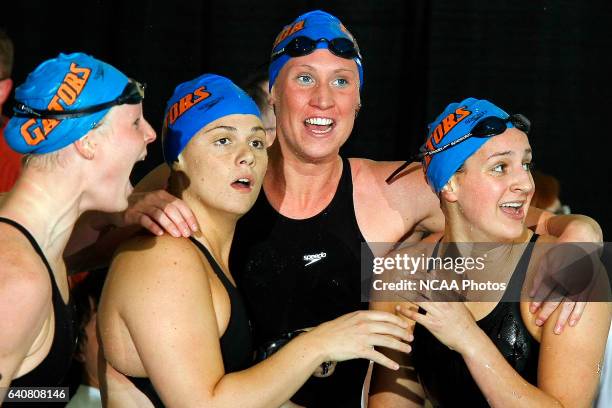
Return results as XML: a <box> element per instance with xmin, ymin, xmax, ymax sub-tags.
<box><xmin>0</xmin><ymin>217</ymin><xmax>76</xmax><ymax>407</ymax></box>
<box><xmin>124</xmin><ymin>237</ymin><xmax>253</xmax><ymax>408</ymax></box>
<box><xmin>231</xmin><ymin>157</ymin><xmax>374</xmax><ymax>407</ymax></box>
<box><xmin>412</xmin><ymin>234</ymin><xmax>540</xmax><ymax>407</ymax></box>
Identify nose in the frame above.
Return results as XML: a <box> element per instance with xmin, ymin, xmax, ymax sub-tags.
<box><xmin>142</xmin><ymin>118</ymin><xmax>156</xmax><ymax>144</ymax></box>
<box><xmin>309</xmin><ymin>83</ymin><xmax>334</xmax><ymax>110</ymax></box>
<box><xmin>511</xmin><ymin>166</ymin><xmax>534</xmax><ymax>195</ymax></box>
<box><xmin>236</xmin><ymin>142</ymin><xmax>255</xmax><ymax>168</ymax></box>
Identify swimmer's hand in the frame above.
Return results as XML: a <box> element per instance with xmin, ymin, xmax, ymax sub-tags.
<box><xmin>397</xmin><ymin>302</ymin><xmax>481</xmax><ymax>355</ymax></box>
<box><xmin>528</xmin><ymin>242</ymin><xmax>602</xmax><ymax>334</ymax></box>
<box><xmin>304</xmin><ymin>310</ymin><xmax>413</xmax><ymax>371</ymax></box>
<box><xmin>118</xmin><ymin>190</ymin><xmax>199</xmax><ymax>237</ymax></box>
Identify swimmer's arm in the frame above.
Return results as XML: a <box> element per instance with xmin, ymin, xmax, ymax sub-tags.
<box><xmin>113</xmin><ymin>237</ymin><xmax>326</xmax><ymax>408</ymax></box>
<box><xmin>457</xmin><ymin>301</ymin><xmax>610</xmax><ymax>408</ymax></box>
<box><xmin>526</xmin><ymin>207</ymin><xmax>603</xmax><ymax>242</ymax></box>
<box><xmin>368</xmin><ymin>301</ymin><xmax>424</xmax><ymax>408</ymax></box>
<box><xmin>0</xmin><ymin>259</ymin><xmax>50</xmax><ymax>402</ymax></box>
<box><xmin>363</xmin><ymin>160</ymin><xmax>444</xmax><ymax>240</ymax></box>
<box><xmin>524</xmin><ymin>209</ymin><xmax>603</xmax><ymax>330</ymax></box>
<box><xmin>65</xmin><ymin>164</ymin><xmax>196</xmax><ymax>273</ymax></box>
<box><xmin>390</xmin><ymin>163</ymin><xmax>444</xmax><ymax>236</ymax></box>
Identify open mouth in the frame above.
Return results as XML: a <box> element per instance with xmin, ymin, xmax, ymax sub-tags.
<box><xmin>231</xmin><ymin>177</ymin><xmax>253</xmax><ymax>191</ymax></box>
<box><xmin>499</xmin><ymin>201</ymin><xmax>526</xmax><ymax>219</ymax></box>
<box><xmin>304</xmin><ymin>117</ymin><xmax>335</xmax><ymax>134</ymax></box>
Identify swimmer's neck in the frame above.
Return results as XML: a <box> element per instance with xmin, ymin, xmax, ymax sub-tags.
<box><xmin>179</xmin><ymin>190</ymin><xmax>237</xmax><ymax>267</ymax></box>
<box><xmin>443</xmin><ymin>219</ymin><xmax>531</xmax><ymax>245</ymax></box>
<box><xmin>266</xmin><ymin>146</ymin><xmax>342</xmax><ymax>207</ymax></box>
<box><xmin>0</xmin><ymin>169</ymin><xmax>85</xmax><ymax>264</ymax></box>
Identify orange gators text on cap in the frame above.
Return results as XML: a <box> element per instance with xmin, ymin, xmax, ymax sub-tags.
<box><xmin>19</xmin><ymin>63</ymin><xmax>91</xmax><ymax>146</ymax></box>
<box><xmin>165</xmin><ymin>86</ymin><xmax>212</xmax><ymax>126</ymax></box>
<box><xmin>423</xmin><ymin>106</ymin><xmax>471</xmax><ymax>171</ymax></box>
<box><xmin>273</xmin><ymin>21</ymin><xmax>305</xmax><ymax>48</ymax></box>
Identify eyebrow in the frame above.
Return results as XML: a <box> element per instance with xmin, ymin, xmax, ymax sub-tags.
<box><xmin>487</xmin><ymin>148</ymin><xmax>532</xmax><ymax>159</ymax></box>
<box><xmin>294</xmin><ymin>65</ymin><xmax>355</xmax><ymax>75</ymax></box>
<box><xmin>205</xmin><ymin>125</ymin><xmax>265</xmax><ymax>134</ymax></box>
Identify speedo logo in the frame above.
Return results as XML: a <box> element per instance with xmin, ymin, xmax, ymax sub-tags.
<box><xmin>423</xmin><ymin>106</ymin><xmax>471</xmax><ymax>170</ymax></box>
<box><xmin>165</xmin><ymin>85</ymin><xmax>211</xmax><ymax>126</ymax></box>
<box><xmin>20</xmin><ymin>62</ymin><xmax>92</xmax><ymax>146</ymax></box>
<box><xmin>303</xmin><ymin>252</ymin><xmax>327</xmax><ymax>267</ymax></box>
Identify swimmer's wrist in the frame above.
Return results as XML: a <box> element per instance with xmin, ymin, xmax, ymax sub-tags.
<box><xmin>295</xmin><ymin>330</ymin><xmax>328</xmax><ymax>365</ymax></box>
<box><xmin>457</xmin><ymin>326</ymin><xmax>488</xmax><ymax>358</ymax></box>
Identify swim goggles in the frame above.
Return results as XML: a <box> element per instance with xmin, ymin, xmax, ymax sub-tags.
<box><xmin>385</xmin><ymin>113</ymin><xmax>531</xmax><ymax>183</ymax></box>
<box><xmin>271</xmin><ymin>36</ymin><xmax>361</xmax><ymax>62</ymax></box>
<box><xmin>13</xmin><ymin>80</ymin><xmax>145</xmax><ymax>120</ymax></box>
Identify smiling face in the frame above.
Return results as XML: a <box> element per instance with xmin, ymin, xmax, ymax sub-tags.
<box><xmin>270</xmin><ymin>49</ymin><xmax>360</xmax><ymax>162</ymax></box>
<box><xmin>443</xmin><ymin>128</ymin><xmax>534</xmax><ymax>242</ymax></box>
<box><xmin>177</xmin><ymin>114</ymin><xmax>268</xmax><ymax>216</ymax></box>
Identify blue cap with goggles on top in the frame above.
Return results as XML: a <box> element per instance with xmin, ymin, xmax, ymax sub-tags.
<box><xmin>268</xmin><ymin>10</ymin><xmax>363</xmax><ymax>91</ymax></box>
<box><xmin>162</xmin><ymin>73</ymin><xmax>261</xmax><ymax>164</ymax></box>
<box><xmin>5</xmin><ymin>52</ymin><xmax>144</xmax><ymax>154</ymax></box>
<box><xmin>385</xmin><ymin>97</ymin><xmax>531</xmax><ymax>192</ymax></box>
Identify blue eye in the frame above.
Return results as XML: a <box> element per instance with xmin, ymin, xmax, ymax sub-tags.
<box><xmin>492</xmin><ymin>164</ymin><xmax>506</xmax><ymax>173</ymax></box>
<box><xmin>332</xmin><ymin>78</ymin><xmax>349</xmax><ymax>88</ymax></box>
<box><xmin>296</xmin><ymin>74</ymin><xmax>314</xmax><ymax>85</ymax></box>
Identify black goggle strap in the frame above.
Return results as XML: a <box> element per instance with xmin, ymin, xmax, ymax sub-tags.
<box><xmin>385</xmin><ymin>113</ymin><xmax>530</xmax><ymax>184</ymax></box>
<box><xmin>13</xmin><ymin>81</ymin><xmax>145</xmax><ymax>120</ymax></box>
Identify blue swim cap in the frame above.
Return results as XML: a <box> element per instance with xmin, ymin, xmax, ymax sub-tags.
<box><xmin>424</xmin><ymin>98</ymin><xmax>513</xmax><ymax>192</ymax></box>
<box><xmin>268</xmin><ymin>10</ymin><xmax>363</xmax><ymax>91</ymax></box>
<box><xmin>5</xmin><ymin>52</ymin><xmax>129</xmax><ymax>154</ymax></box>
<box><xmin>162</xmin><ymin>74</ymin><xmax>261</xmax><ymax>164</ymax></box>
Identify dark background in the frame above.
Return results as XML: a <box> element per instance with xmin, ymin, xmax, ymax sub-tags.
<box><xmin>3</xmin><ymin>0</ymin><xmax>611</xmax><ymax>234</ymax></box>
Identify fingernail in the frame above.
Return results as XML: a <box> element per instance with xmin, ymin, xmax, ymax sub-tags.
<box><xmin>182</xmin><ymin>229</ymin><xmax>190</xmax><ymax>237</ymax></box>
<box><xmin>569</xmin><ymin>319</ymin><xmax>576</xmax><ymax>327</ymax></box>
<box><xmin>171</xmin><ymin>228</ymin><xmax>180</xmax><ymax>237</ymax></box>
<box><xmin>535</xmin><ymin>319</ymin><xmax>543</xmax><ymax>326</ymax></box>
<box><xmin>191</xmin><ymin>223</ymin><xmax>198</xmax><ymax>231</ymax></box>
<box><xmin>554</xmin><ymin>325</ymin><xmax>562</xmax><ymax>334</ymax></box>
<box><xmin>529</xmin><ymin>305</ymin><xmax>536</xmax><ymax>313</ymax></box>
<box><xmin>393</xmin><ymin>363</ymin><xmax>399</xmax><ymax>370</ymax></box>
<box><xmin>395</xmin><ymin>305</ymin><xmax>401</xmax><ymax>312</ymax></box>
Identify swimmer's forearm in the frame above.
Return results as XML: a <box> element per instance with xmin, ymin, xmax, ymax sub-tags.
<box><xmin>528</xmin><ymin>207</ymin><xmax>603</xmax><ymax>242</ymax></box>
<box><xmin>461</xmin><ymin>330</ymin><xmax>564</xmax><ymax>408</ymax></box>
<box><xmin>209</xmin><ymin>334</ymin><xmax>324</xmax><ymax>408</ymax></box>
<box><xmin>548</xmin><ymin>214</ymin><xmax>603</xmax><ymax>242</ymax></box>
<box><xmin>368</xmin><ymin>301</ymin><xmax>424</xmax><ymax>408</ymax></box>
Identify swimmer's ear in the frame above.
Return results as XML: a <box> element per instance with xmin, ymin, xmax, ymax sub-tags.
<box><xmin>440</xmin><ymin>178</ymin><xmax>459</xmax><ymax>203</ymax></box>
<box><xmin>74</xmin><ymin>136</ymin><xmax>96</xmax><ymax>160</ymax></box>
<box><xmin>269</xmin><ymin>83</ymin><xmax>279</xmax><ymax>107</ymax></box>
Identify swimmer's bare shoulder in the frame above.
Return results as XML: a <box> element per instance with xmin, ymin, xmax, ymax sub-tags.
<box><xmin>0</xmin><ymin>225</ymin><xmax>52</xmax><ymax>393</ymax></box>
<box><xmin>350</xmin><ymin>158</ymin><xmax>444</xmax><ymax>243</ymax></box>
<box><xmin>99</xmin><ymin>233</ymin><xmax>232</xmax><ymax>405</ymax></box>
<box><xmin>103</xmin><ymin>234</ymin><xmax>207</xmax><ymax>307</ymax></box>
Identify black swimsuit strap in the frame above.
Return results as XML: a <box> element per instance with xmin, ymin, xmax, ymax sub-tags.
<box><xmin>0</xmin><ymin>217</ymin><xmax>55</xmax><ymax>276</ymax></box>
<box><xmin>188</xmin><ymin>237</ymin><xmax>235</xmax><ymax>288</ymax></box>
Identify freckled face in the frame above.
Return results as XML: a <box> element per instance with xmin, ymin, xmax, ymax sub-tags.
<box><xmin>451</xmin><ymin>128</ymin><xmax>534</xmax><ymax>241</ymax></box>
<box><xmin>271</xmin><ymin>49</ymin><xmax>360</xmax><ymax>162</ymax></box>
